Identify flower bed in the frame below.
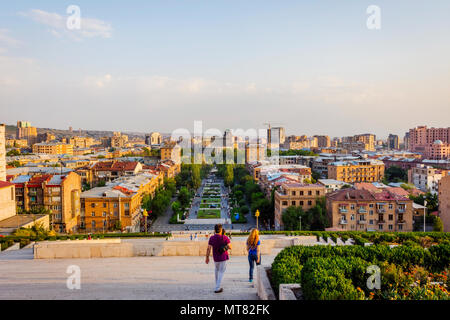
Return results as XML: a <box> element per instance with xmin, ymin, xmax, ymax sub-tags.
<box><xmin>271</xmin><ymin>244</ymin><xmax>450</xmax><ymax>300</ymax></box>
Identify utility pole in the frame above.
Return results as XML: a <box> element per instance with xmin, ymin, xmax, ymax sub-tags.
<box><xmin>299</xmin><ymin>215</ymin><xmax>302</xmax><ymax>231</ymax></box>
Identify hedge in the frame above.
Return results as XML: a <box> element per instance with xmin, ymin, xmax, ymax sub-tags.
<box><xmin>271</xmin><ymin>243</ymin><xmax>450</xmax><ymax>296</ymax></box>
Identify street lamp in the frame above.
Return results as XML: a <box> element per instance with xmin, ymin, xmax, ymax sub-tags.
<box><xmin>423</xmin><ymin>200</ymin><xmax>427</xmax><ymax>232</ymax></box>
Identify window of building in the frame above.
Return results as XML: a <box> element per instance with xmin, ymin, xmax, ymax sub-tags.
<box><xmin>398</xmin><ymin>224</ymin><xmax>403</xmax><ymax>230</ymax></box>
<box><xmin>291</xmin><ymin>201</ymin><xmax>296</xmax><ymax>206</ymax></box>
<box><xmin>91</xmin><ymin>212</ymin><xmax>95</xmax><ymax>217</ymax></box>
<box><xmin>308</xmin><ymin>191</ymin><xmax>312</xmax><ymax>196</ymax></box>
<box><xmin>369</xmin><ymin>210</ymin><xmax>373</xmax><ymax>215</ymax></box>
<box><xmin>389</xmin><ymin>214</ymin><xmax>393</xmax><ymax>221</ymax></box>
<box><xmin>379</xmin><ymin>224</ymin><xmax>383</xmax><ymax>230</ymax></box>
<box><xmin>300</xmin><ymin>191</ymin><xmax>304</xmax><ymax>196</ymax></box>
<box><xmin>389</xmin><ymin>204</ymin><xmax>393</xmax><ymax>210</ymax></box>
<box><xmin>350</xmin><ymin>214</ymin><xmax>355</xmax><ymax>220</ymax></box>
<box><xmin>300</xmin><ymin>201</ymin><xmax>304</xmax><ymax>206</ymax></box>
<box><xmin>292</xmin><ymin>191</ymin><xmax>296</xmax><ymax>196</ymax></box>
<box><xmin>389</xmin><ymin>225</ymin><xmax>393</xmax><ymax>230</ymax></box>
<box><xmin>103</xmin><ymin>203</ymin><xmax>107</xmax><ymax>208</ymax></box>
<box><xmin>92</xmin><ymin>221</ymin><xmax>96</xmax><ymax>228</ymax></box>
<box><xmin>282</xmin><ymin>201</ymin><xmax>288</xmax><ymax>206</ymax></box>
<box><xmin>316</xmin><ymin>190</ymin><xmax>320</xmax><ymax>195</ymax></box>
<box><xmin>369</xmin><ymin>204</ymin><xmax>374</xmax><ymax>208</ymax></box>
<box><xmin>350</xmin><ymin>204</ymin><xmax>355</xmax><ymax>210</ymax></box>
<box><xmin>369</xmin><ymin>220</ymin><xmax>373</xmax><ymax>225</ymax></box>
<box><xmin>91</xmin><ymin>203</ymin><xmax>96</xmax><ymax>208</ymax></box>
<box><xmin>102</xmin><ymin>212</ymin><xmax>106</xmax><ymax>217</ymax></box>
<box><xmin>308</xmin><ymin>200</ymin><xmax>312</xmax><ymax>206</ymax></box>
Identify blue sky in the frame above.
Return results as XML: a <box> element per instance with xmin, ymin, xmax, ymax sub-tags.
<box><xmin>0</xmin><ymin>1</ymin><xmax>449</xmax><ymax>138</ymax></box>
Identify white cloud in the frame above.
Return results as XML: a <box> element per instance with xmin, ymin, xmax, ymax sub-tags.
<box><xmin>20</xmin><ymin>9</ymin><xmax>112</xmax><ymax>40</ymax></box>
<box><xmin>0</xmin><ymin>29</ymin><xmax>22</xmax><ymax>48</ymax></box>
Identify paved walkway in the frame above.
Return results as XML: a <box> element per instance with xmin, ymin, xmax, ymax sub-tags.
<box><xmin>0</xmin><ymin>247</ymin><xmax>280</xmax><ymax>300</ymax></box>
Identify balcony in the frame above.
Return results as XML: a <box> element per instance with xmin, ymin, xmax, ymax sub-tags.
<box><xmin>397</xmin><ymin>220</ymin><xmax>406</xmax><ymax>224</ymax></box>
<box><xmin>377</xmin><ymin>208</ymin><xmax>386</xmax><ymax>213</ymax></box>
<box><xmin>358</xmin><ymin>219</ymin><xmax>367</xmax><ymax>224</ymax></box>
<box><xmin>358</xmin><ymin>208</ymin><xmax>367</xmax><ymax>213</ymax></box>
<box><xmin>339</xmin><ymin>220</ymin><xmax>348</xmax><ymax>225</ymax></box>
<box><xmin>339</xmin><ymin>208</ymin><xmax>348</xmax><ymax>213</ymax></box>
<box><xmin>396</xmin><ymin>208</ymin><xmax>406</xmax><ymax>213</ymax></box>
<box><xmin>377</xmin><ymin>219</ymin><xmax>386</xmax><ymax>224</ymax></box>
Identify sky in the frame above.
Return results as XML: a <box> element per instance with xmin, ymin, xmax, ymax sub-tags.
<box><xmin>0</xmin><ymin>0</ymin><xmax>449</xmax><ymax>139</ymax></box>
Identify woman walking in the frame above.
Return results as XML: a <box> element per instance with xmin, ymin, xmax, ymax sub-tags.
<box><xmin>246</xmin><ymin>228</ymin><xmax>261</xmax><ymax>283</ymax></box>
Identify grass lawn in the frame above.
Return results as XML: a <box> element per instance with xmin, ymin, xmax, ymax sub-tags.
<box><xmin>202</xmin><ymin>198</ymin><xmax>221</xmax><ymax>203</ymax></box>
<box><xmin>200</xmin><ymin>203</ymin><xmax>221</xmax><ymax>208</ymax></box>
<box><xmin>197</xmin><ymin>209</ymin><xmax>221</xmax><ymax>219</ymax></box>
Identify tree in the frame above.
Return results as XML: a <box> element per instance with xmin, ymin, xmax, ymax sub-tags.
<box><xmin>191</xmin><ymin>164</ymin><xmax>201</xmax><ymax>190</ymax></box>
<box><xmin>6</xmin><ymin>149</ymin><xmax>20</xmax><ymax>156</ymax></box>
<box><xmin>409</xmin><ymin>192</ymin><xmax>439</xmax><ymax>212</ymax></box>
<box><xmin>384</xmin><ymin>166</ymin><xmax>408</xmax><ymax>183</ymax></box>
<box><xmin>224</xmin><ymin>164</ymin><xmax>234</xmax><ymax>187</ymax></box>
<box><xmin>282</xmin><ymin>206</ymin><xmax>305</xmax><ymax>230</ymax></box>
<box><xmin>178</xmin><ymin>187</ymin><xmax>190</xmax><ymax>208</ymax></box>
<box><xmin>433</xmin><ymin>217</ymin><xmax>444</xmax><ymax>232</ymax></box>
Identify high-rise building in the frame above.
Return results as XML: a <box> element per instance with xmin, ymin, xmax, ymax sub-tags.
<box><xmin>267</xmin><ymin>127</ymin><xmax>285</xmax><ymax>147</ymax></box>
<box><xmin>408</xmin><ymin>126</ymin><xmax>450</xmax><ymax>159</ymax></box>
<box><xmin>314</xmin><ymin>135</ymin><xmax>331</xmax><ymax>148</ymax></box>
<box><xmin>16</xmin><ymin>121</ymin><xmax>38</xmax><ymax>145</ymax></box>
<box><xmin>388</xmin><ymin>134</ymin><xmax>399</xmax><ymax>150</ymax></box>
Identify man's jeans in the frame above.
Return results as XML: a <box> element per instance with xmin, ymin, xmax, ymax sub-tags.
<box><xmin>248</xmin><ymin>253</ymin><xmax>259</xmax><ymax>280</ymax></box>
<box><xmin>214</xmin><ymin>260</ymin><xmax>227</xmax><ymax>291</ymax></box>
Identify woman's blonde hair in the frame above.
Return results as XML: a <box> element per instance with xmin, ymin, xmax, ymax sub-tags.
<box><xmin>247</xmin><ymin>228</ymin><xmax>260</xmax><ymax>248</ymax></box>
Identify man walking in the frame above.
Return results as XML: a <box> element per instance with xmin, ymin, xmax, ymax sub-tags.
<box><xmin>205</xmin><ymin>224</ymin><xmax>231</xmax><ymax>293</ymax></box>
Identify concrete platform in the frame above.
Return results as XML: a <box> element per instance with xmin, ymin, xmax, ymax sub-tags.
<box><xmin>0</xmin><ymin>254</ymin><xmax>279</xmax><ymax>300</ymax></box>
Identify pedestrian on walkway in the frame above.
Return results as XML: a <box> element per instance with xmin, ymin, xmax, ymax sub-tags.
<box><xmin>205</xmin><ymin>224</ymin><xmax>231</xmax><ymax>293</ymax></box>
<box><xmin>246</xmin><ymin>228</ymin><xmax>261</xmax><ymax>283</ymax></box>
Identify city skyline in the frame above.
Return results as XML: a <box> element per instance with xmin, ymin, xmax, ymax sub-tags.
<box><xmin>1</xmin><ymin>1</ymin><xmax>450</xmax><ymax>138</ymax></box>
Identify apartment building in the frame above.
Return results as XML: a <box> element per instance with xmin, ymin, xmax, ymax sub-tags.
<box><xmin>326</xmin><ymin>188</ymin><xmax>413</xmax><ymax>232</ymax></box>
<box><xmin>38</xmin><ymin>132</ymin><xmax>56</xmax><ymax>143</ymax></box>
<box><xmin>314</xmin><ymin>135</ymin><xmax>331</xmax><ymax>148</ymax></box>
<box><xmin>91</xmin><ymin>160</ymin><xmax>143</xmax><ymax>184</ymax></box>
<box><xmin>145</xmin><ymin>132</ymin><xmax>162</xmax><ymax>146</ymax></box>
<box><xmin>274</xmin><ymin>182</ymin><xmax>327</xmax><ymax>230</ymax></box>
<box><xmin>161</xmin><ymin>142</ymin><xmax>182</xmax><ymax>164</ymax></box>
<box><xmin>438</xmin><ymin>175</ymin><xmax>450</xmax><ymax>232</ymax></box>
<box><xmin>341</xmin><ymin>134</ymin><xmax>376</xmax><ymax>152</ymax></box>
<box><xmin>5</xmin><ymin>139</ymin><xmax>28</xmax><ymax>148</ymax></box>
<box><xmin>32</xmin><ymin>142</ymin><xmax>74</xmax><ymax>155</ymax></box>
<box><xmin>16</xmin><ymin>121</ymin><xmax>38</xmax><ymax>145</ymax></box>
<box><xmin>388</xmin><ymin>134</ymin><xmax>400</xmax><ymax>150</ymax></box>
<box><xmin>81</xmin><ymin>173</ymin><xmax>161</xmax><ymax>233</ymax></box>
<box><xmin>258</xmin><ymin>166</ymin><xmax>312</xmax><ymax>198</ymax></box>
<box><xmin>0</xmin><ymin>124</ymin><xmax>16</xmax><ymax>222</ymax></box>
<box><xmin>408</xmin><ymin>164</ymin><xmax>449</xmax><ymax>195</ymax></box>
<box><xmin>327</xmin><ymin>160</ymin><xmax>385</xmax><ymax>183</ymax></box>
<box><xmin>11</xmin><ymin>172</ymin><xmax>81</xmax><ymax>233</ymax></box>
<box><xmin>69</xmin><ymin>136</ymin><xmax>96</xmax><ymax>149</ymax></box>
<box><xmin>408</xmin><ymin>126</ymin><xmax>450</xmax><ymax>159</ymax></box>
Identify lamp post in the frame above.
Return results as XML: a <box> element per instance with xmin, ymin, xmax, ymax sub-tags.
<box><xmin>299</xmin><ymin>215</ymin><xmax>302</xmax><ymax>231</ymax></box>
<box><xmin>423</xmin><ymin>200</ymin><xmax>427</xmax><ymax>232</ymax></box>
<box><xmin>255</xmin><ymin>209</ymin><xmax>260</xmax><ymax>230</ymax></box>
